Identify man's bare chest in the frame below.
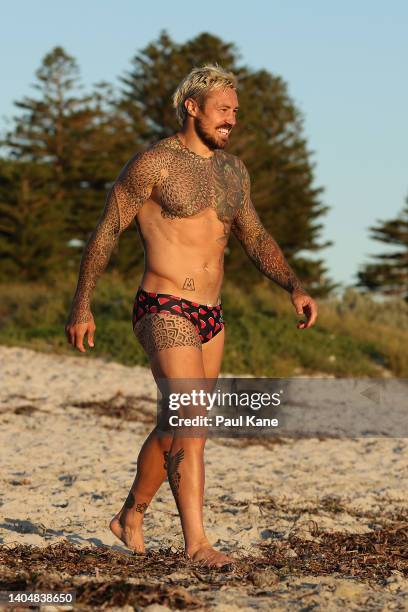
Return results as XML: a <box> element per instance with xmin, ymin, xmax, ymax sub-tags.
<box><xmin>155</xmin><ymin>152</ymin><xmax>245</xmax><ymax>222</ymax></box>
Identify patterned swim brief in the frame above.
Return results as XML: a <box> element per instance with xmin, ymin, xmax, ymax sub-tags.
<box><xmin>132</xmin><ymin>286</ymin><xmax>224</xmax><ymax>344</ymax></box>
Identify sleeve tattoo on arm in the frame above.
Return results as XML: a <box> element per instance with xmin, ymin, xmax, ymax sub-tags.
<box><xmin>68</xmin><ymin>150</ymin><xmax>163</xmax><ymax>324</ymax></box>
<box><xmin>232</xmin><ymin>160</ymin><xmax>304</xmax><ymax>294</ymax></box>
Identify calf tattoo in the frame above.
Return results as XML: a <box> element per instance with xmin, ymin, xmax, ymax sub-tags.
<box><xmin>182</xmin><ymin>277</ymin><xmax>195</xmax><ymax>291</ymax></box>
<box><xmin>163</xmin><ymin>448</ymin><xmax>185</xmax><ymax>500</ymax></box>
<box><xmin>123</xmin><ymin>491</ymin><xmax>148</xmax><ymax>514</ymax></box>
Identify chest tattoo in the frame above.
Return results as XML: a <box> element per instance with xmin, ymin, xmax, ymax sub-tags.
<box><xmin>157</xmin><ymin>136</ymin><xmax>245</xmax><ymax>232</ymax></box>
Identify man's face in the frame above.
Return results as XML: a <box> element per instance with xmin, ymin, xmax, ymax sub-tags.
<box><xmin>188</xmin><ymin>87</ymin><xmax>239</xmax><ymax>150</ymax></box>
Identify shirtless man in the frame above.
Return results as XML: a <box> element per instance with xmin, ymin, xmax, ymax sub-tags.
<box><xmin>65</xmin><ymin>64</ymin><xmax>318</xmax><ymax>568</ymax></box>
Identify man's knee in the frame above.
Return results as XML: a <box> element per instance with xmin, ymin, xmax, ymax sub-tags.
<box><xmin>155</xmin><ymin>425</ymin><xmax>174</xmax><ymax>449</ymax></box>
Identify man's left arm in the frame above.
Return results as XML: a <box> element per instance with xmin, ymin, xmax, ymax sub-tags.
<box><xmin>231</xmin><ymin>160</ymin><xmax>318</xmax><ymax>329</ymax></box>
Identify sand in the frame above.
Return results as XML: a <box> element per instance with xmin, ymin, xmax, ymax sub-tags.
<box><xmin>0</xmin><ymin>344</ymin><xmax>407</xmax><ymax>610</ymax></box>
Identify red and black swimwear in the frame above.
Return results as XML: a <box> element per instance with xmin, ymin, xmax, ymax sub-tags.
<box><xmin>132</xmin><ymin>286</ymin><xmax>224</xmax><ymax>344</ymax></box>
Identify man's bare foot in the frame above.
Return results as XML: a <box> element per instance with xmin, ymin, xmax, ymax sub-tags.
<box><xmin>187</xmin><ymin>542</ymin><xmax>234</xmax><ymax>568</ymax></box>
<box><xmin>109</xmin><ymin>510</ymin><xmax>145</xmax><ymax>553</ymax></box>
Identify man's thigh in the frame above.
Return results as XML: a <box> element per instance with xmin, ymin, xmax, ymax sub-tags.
<box><xmin>135</xmin><ymin>313</ymin><xmax>221</xmax><ymax>428</ymax></box>
<box><xmin>150</xmin><ymin>341</ymin><xmax>213</xmax><ymax>437</ymax></box>
<box><xmin>150</xmin><ymin>326</ymin><xmax>225</xmax><ymax>381</ymax></box>
<box><xmin>134</xmin><ymin>313</ymin><xmax>203</xmax><ymax>373</ymax></box>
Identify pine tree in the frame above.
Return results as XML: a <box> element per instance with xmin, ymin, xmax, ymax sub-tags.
<box><xmin>0</xmin><ymin>158</ymin><xmax>64</xmax><ymax>281</ymax></box>
<box><xmin>119</xmin><ymin>30</ymin><xmax>333</xmax><ymax>294</ymax></box>
<box><xmin>0</xmin><ymin>47</ymin><xmax>140</xmax><ymax>280</ymax></box>
<box><xmin>357</xmin><ymin>197</ymin><xmax>408</xmax><ymax>300</ymax></box>
<box><xmin>1</xmin><ymin>46</ymin><xmax>93</xmax><ymax>278</ymax></box>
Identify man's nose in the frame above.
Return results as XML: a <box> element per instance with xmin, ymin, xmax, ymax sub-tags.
<box><xmin>228</xmin><ymin>112</ymin><xmax>237</xmax><ymax>127</ymax></box>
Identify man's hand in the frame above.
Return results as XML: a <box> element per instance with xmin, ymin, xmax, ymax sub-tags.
<box><xmin>65</xmin><ymin>312</ymin><xmax>96</xmax><ymax>353</ymax></box>
<box><xmin>291</xmin><ymin>289</ymin><xmax>318</xmax><ymax>330</ymax></box>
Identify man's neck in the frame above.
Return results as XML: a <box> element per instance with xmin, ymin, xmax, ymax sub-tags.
<box><xmin>176</xmin><ymin>129</ymin><xmax>214</xmax><ymax>159</ymax></box>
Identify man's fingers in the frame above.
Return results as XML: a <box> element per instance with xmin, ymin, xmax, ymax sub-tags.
<box><xmin>304</xmin><ymin>302</ymin><xmax>318</xmax><ymax>329</ymax></box>
<box><xmin>87</xmin><ymin>328</ymin><xmax>95</xmax><ymax>348</ymax></box>
<box><xmin>65</xmin><ymin>326</ymin><xmax>75</xmax><ymax>346</ymax></box>
<box><xmin>294</xmin><ymin>297</ymin><xmax>318</xmax><ymax>330</ymax></box>
<box><xmin>74</xmin><ymin>331</ymin><xmax>86</xmax><ymax>353</ymax></box>
<box><xmin>65</xmin><ymin>320</ymin><xmax>95</xmax><ymax>352</ymax></box>
<box><xmin>292</xmin><ymin>296</ymin><xmax>304</xmax><ymax>316</ymax></box>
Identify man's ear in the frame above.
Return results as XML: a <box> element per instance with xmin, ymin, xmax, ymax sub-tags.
<box><xmin>184</xmin><ymin>97</ymin><xmax>199</xmax><ymax>118</ymax></box>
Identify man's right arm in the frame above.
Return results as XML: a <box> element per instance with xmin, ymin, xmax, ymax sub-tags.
<box><xmin>67</xmin><ymin>149</ymin><xmax>161</xmax><ymax>327</ymax></box>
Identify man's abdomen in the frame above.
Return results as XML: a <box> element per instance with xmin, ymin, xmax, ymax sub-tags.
<box><xmin>137</xmin><ymin>202</ymin><xmax>227</xmax><ymax>305</ymax></box>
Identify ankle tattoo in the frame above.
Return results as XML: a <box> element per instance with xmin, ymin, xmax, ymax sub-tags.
<box><xmin>163</xmin><ymin>448</ymin><xmax>185</xmax><ymax>500</ymax></box>
<box><xmin>124</xmin><ymin>491</ymin><xmax>148</xmax><ymax>514</ymax></box>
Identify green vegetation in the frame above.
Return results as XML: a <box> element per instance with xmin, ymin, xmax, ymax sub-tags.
<box><xmin>357</xmin><ymin>196</ymin><xmax>408</xmax><ymax>301</ymax></box>
<box><xmin>1</xmin><ymin>274</ymin><xmax>406</xmax><ymax>377</ymax></box>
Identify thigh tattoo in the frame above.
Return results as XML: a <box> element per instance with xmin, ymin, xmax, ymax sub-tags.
<box><xmin>134</xmin><ymin>313</ymin><xmax>201</xmax><ymax>356</ymax></box>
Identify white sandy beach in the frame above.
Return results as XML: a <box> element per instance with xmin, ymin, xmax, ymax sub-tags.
<box><xmin>0</xmin><ymin>344</ymin><xmax>407</xmax><ymax>610</ymax></box>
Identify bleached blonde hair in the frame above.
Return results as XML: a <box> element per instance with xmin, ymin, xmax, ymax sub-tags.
<box><xmin>172</xmin><ymin>63</ymin><xmax>238</xmax><ymax>126</ymax></box>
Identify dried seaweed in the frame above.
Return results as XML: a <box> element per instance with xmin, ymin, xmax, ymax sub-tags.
<box><xmin>0</xmin><ymin>524</ymin><xmax>407</xmax><ymax>610</ymax></box>
<box><xmin>259</xmin><ymin>523</ymin><xmax>408</xmax><ymax>583</ymax></box>
<box><xmin>66</xmin><ymin>392</ymin><xmax>157</xmax><ymax>426</ymax></box>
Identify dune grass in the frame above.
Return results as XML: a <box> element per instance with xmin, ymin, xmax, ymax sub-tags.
<box><xmin>0</xmin><ymin>272</ymin><xmax>406</xmax><ymax>377</ymax></box>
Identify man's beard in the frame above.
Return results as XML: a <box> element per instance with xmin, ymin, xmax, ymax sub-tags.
<box><xmin>194</xmin><ymin>117</ymin><xmax>226</xmax><ymax>150</ymax></box>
